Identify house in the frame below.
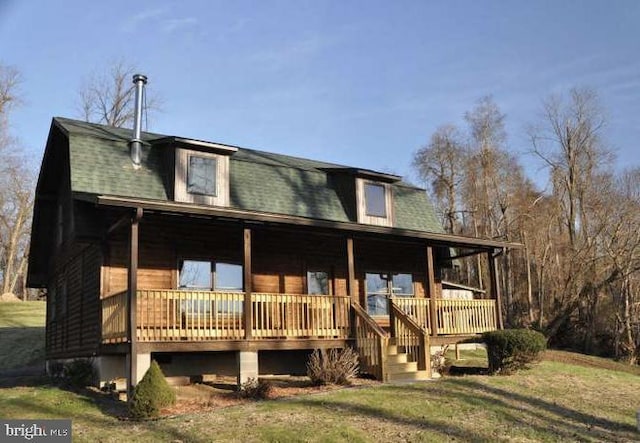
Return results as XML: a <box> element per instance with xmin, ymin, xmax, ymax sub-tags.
<box><xmin>27</xmin><ymin>80</ymin><xmax>519</xmax><ymax>396</ymax></box>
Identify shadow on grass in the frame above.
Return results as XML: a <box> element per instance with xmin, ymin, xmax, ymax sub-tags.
<box><xmin>0</xmin><ymin>327</ymin><xmax>46</xmax><ymax>372</ymax></box>
<box><xmin>390</xmin><ymin>377</ymin><xmax>637</xmax><ymax>441</ymax></box>
<box><xmin>292</xmin><ymin>395</ymin><xmax>488</xmax><ymax>442</ymax></box>
<box><xmin>1</xmin><ymin>379</ymin><xmax>212</xmax><ymax>443</ymax></box>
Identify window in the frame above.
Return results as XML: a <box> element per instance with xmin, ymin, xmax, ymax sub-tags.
<box><xmin>364</xmin><ymin>183</ymin><xmax>387</xmax><ymax>217</ymax></box>
<box><xmin>307</xmin><ymin>271</ymin><xmax>329</xmax><ymax>295</ymax></box>
<box><xmin>178</xmin><ymin>260</ymin><xmax>243</xmax><ymax>314</ymax></box>
<box><xmin>179</xmin><ymin>260</ymin><xmax>212</xmax><ymax>289</ymax></box>
<box><xmin>216</xmin><ymin>263</ymin><xmax>243</xmax><ymax>291</ymax></box>
<box><xmin>187</xmin><ymin>155</ymin><xmax>217</xmax><ymax>196</ymax></box>
<box><xmin>365</xmin><ymin>272</ymin><xmax>414</xmax><ymax>316</ymax></box>
<box><xmin>366</xmin><ymin>273</ymin><xmax>389</xmax><ymax>316</ymax></box>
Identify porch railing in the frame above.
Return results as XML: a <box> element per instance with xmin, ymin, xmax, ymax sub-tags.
<box><xmin>251</xmin><ymin>293</ymin><xmax>350</xmax><ymax>338</ymax></box>
<box><xmin>138</xmin><ymin>290</ymin><xmax>246</xmax><ymax>341</ymax></box>
<box><xmin>435</xmin><ymin>299</ymin><xmax>497</xmax><ymax>335</ymax></box>
<box><xmin>101</xmin><ymin>291</ymin><xmax>499</xmax><ymax>344</ymax></box>
<box><xmin>102</xmin><ymin>291</ymin><xmax>127</xmax><ymax>343</ymax></box>
<box><xmin>392</xmin><ymin>297</ymin><xmax>430</xmax><ymax>332</ymax></box>
<box><xmin>101</xmin><ymin>290</ymin><xmax>350</xmax><ymax>343</ymax></box>
<box><xmin>351</xmin><ymin>301</ymin><xmax>389</xmax><ymax>381</ymax></box>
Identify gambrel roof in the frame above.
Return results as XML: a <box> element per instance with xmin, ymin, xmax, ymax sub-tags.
<box><xmin>53</xmin><ymin>117</ymin><xmax>443</xmax><ymax>233</ymax></box>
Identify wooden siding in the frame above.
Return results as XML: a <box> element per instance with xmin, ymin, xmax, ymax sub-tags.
<box><xmin>355</xmin><ymin>178</ymin><xmax>394</xmax><ymax>227</ymax></box>
<box><xmin>103</xmin><ymin>218</ymin><xmax>351</xmax><ymax>299</ymax></box>
<box><xmin>46</xmin><ymin>244</ymin><xmax>102</xmax><ymax>359</ymax></box>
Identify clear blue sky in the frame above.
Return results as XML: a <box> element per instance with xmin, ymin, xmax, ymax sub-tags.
<box><xmin>1</xmin><ymin>0</ymin><xmax>639</xmax><ymax>185</ymax></box>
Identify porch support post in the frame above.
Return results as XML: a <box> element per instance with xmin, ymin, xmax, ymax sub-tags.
<box><xmin>346</xmin><ymin>237</ymin><xmax>356</xmax><ymax>302</ymax></box>
<box><xmin>426</xmin><ymin>245</ymin><xmax>438</xmax><ymax>337</ymax></box>
<box><xmin>126</xmin><ymin>207</ymin><xmax>143</xmax><ymax>403</ymax></box>
<box><xmin>243</xmin><ymin>228</ymin><xmax>253</xmax><ymax>339</ymax></box>
<box><xmin>488</xmin><ymin>249</ymin><xmax>504</xmax><ymax>330</ymax></box>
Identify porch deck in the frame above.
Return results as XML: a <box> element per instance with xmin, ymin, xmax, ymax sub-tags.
<box><xmin>102</xmin><ymin>290</ymin><xmax>497</xmax><ymax>345</ymax></box>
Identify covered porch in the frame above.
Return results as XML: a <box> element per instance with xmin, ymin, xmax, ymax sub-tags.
<box><xmin>99</xmin><ymin>203</ymin><xmax>517</xmax><ymax>394</ymax></box>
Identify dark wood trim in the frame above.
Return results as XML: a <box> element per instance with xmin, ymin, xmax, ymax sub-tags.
<box><xmin>127</xmin><ymin>207</ymin><xmax>143</xmax><ymax>401</ymax></box>
<box><xmin>135</xmin><ymin>338</ymin><xmax>353</xmax><ymax>353</ymax></box>
<box><xmin>488</xmin><ymin>251</ymin><xmax>504</xmax><ymax>329</ymax></box>
<box><xmin>447</xmin><ymin>249</ymin><xmax>487</xmax><ymax>260</ymax></box>
<box><xmin>243</xmin><ymin>228</ymin><xmax>253</xmax><ymax>339</ymax></box>
<box><xmin>106</xmin><ymin>213</ymin><xmax>133</xmax><ymax>237</ymax></box>
<box><xmin>346</xmin><ymin>237</ymin><xmax>356</xmax><ymax>302</ymax></box>
<box><xmin>92</xmin><ymin>195</ymin><xmax>523</xmax><ymax>250</ymax></box>
<box><xmin>426</xmin><ymin>245</ymin><xmax>438</xmax><ymax>337</ymax></box>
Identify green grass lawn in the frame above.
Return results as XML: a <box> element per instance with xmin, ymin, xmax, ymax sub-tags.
<box><xmin>0</xmin><ymin>301</ymin><xmax>46</xmax><ymax>371</ymax></box>
<box><xmin>1</xmin><ymin>303</ymin><xmax>639</xmax><ymax>441</ymax></box>
<box><xmin>1</xmin><ymin>354</ymin><xmax>639</xmax><ymax>442</ymax></box>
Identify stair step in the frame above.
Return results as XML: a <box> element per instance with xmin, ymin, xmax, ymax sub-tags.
<box><xmin>387</xmin><ymin>344</ymin><xmax>399</xmax><ymax>355</ymax></box>
<box><xmin>386</xmin><ymin>353</ymin><xmax>408</xmax><ymax>364</ymax></box>
<box><xmin>387</xmin><ymin>361</ymin><xmax>418</xmax><ymax>374</ymax></box>
<box><xmin>388</xmin><ymin>370</ymin><xmax>431</xmax><ymax>382</ymax></box>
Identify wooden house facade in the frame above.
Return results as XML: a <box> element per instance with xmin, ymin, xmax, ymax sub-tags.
<box><xmin>28</xmin><ymin>117</ymin><xmax>519</xmax><ymax>394</ymax></box>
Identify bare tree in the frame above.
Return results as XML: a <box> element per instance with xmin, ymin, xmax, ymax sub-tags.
<box><xmin>78</xmin><ymin>61</ymin><xmax>159</xmax><ymax>128</ymax></box>
<box><xmin>0</xmin><ymin>63</ymin><xmax>33</xmax><ymax>299</ymax></box>
<box><xmin>413</xmin><ymin>124</ymin><xmax>467</xmax><ymax>234</ymax></box>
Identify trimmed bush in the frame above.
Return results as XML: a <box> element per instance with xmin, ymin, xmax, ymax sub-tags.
<box><xmin>307</xmin><ymin>348</ymin><xmax>359</xmax><ymax>385</ymax></box>
<box><xmin>129</xmin><ymin>360</ymin><xmax>176</xmax><ymax>419</ymax></box>
<box><xmin>238</xmin><ymin>377</ymin><xmax>273</xmax><ymax>400</ymax></box>
<box><xmin>63</xmin><ymin>359</ymin><xmax>97</xmax><ymax>388</ymax></box>
<box><xmin>483</xmin><ymin>329</ymin><xmax>547</xmax><ymax>375</ymax></box>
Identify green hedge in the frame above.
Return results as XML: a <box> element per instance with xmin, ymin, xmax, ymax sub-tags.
<box><xmin>482</xmin><ymin>329</ymin><xmax>547</xmax><ymax>375</ymax></box>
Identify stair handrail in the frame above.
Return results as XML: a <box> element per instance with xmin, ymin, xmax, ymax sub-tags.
<box><xmin>350</xmin><ymin>301</ymin><xmax>389</xmax><ymax>381</ymax></box>
<box><xmin>390</xmin><ymin>300</ymin><xmax>431</xmax><ymax>376</ymax></box>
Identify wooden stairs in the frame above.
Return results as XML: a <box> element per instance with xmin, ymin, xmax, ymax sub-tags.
<box><xmin>386</xmin><ymin>339</ymin><xmax>431</xmax><ymax>382</ymax></box>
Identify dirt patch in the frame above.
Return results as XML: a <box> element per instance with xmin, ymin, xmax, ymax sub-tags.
<box><xmin>162</xmin><ymin>375</ymin><xmax>379</xmax><ymax>416</ymax></box>
<box><xmin>543</xmin><ymin>350</ymin><xmax>640</xmax><ymax>375</ymax></box>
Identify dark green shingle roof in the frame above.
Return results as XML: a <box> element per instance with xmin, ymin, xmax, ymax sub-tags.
<box><xmin>55</xmin><ymin>117</ymin><xmax>443</xmax><ymax>233</ymax></box>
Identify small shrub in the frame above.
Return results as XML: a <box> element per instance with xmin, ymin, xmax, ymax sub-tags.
<box><xmin>63</xmin><ymin>359</ymin><xmax>97</xmax><ymax>388</ymax></box>
<box><xmin>238</xmin><ymin>378</ymin><xmax>273</xmax><ymax>400</ymax></box>
<box><xmin>431</xmin><ymin>345</ymin><xmax>450</xmax><ymax>375</ymax></box>
<box><xmin>483</xmin><ymin>329</ymin><xmax>547</xmax><ymax>375</ymax></box>
<box><xmin>129</xmin><ymin>360</ymin><xmax>176</xmax><ymax>419</ymax></box>
<box><xmin>307</xmin><ymin>348</ymin><xmax>359</xmax><ymax>386</ymax></box>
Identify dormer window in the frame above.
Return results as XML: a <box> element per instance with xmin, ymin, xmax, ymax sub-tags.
<box><xmin>162</xmin><ymin>136</ymin><xmax>237</xmax><ymax>207</ymax></box>
<box><xmin>188</xmin><ymin>155</ymin><xmax>217</xmax><ymax>196</ymax></box>
<box><xmin>356</xmin><ymin>178</ymin><xmax>393</xmax><ymax>227</ymax></box>
<box><xmin>364</xmin><ymin>183</ymin><xmax>387</xmax><ymax>217</ymax></box>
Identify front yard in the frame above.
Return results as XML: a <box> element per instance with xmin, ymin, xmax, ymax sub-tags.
<box><xmin>1</xmin><ymin>351</ymin><xmax>639</xmax><ymax>442</ymax></box>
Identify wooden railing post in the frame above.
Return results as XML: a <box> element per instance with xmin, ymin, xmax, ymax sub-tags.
<box><xmin>346</xmin><ymin>237</ymin><xmax>356</xmax><ymax>302</ymax></box>
<box><xmin>377</xmin><ymin>336</ymin><xmax>388</xmax><ymax>382</ymax></box>
<box><xmin>426</xmin><ymin>245</ymin><xmax>438</xmax><ymax>337</ymax></box>
<box><xmin>488</xmin><ymin>250</ymin><xmax>504</xmax><ymax>330</ymax></box>
<box><xmin>388</xmin><ymin>296</ymin><xmax>396</xmax><ymax>338</ymax></box>
<box><xmin>127</xmin><ymin>207</ymin><xmax>142</xmax><ymax>404</ymax></box>
<box><xmin>243</xmin><ymin>228</ymin><xmax>253</xmax><ymax>339</ymax></box>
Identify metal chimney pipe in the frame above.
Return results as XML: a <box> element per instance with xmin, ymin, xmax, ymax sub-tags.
<box><xmin>129</xmin><ymin>74</ymin><xmax>148</xmax><ymax>169</ymax></box>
